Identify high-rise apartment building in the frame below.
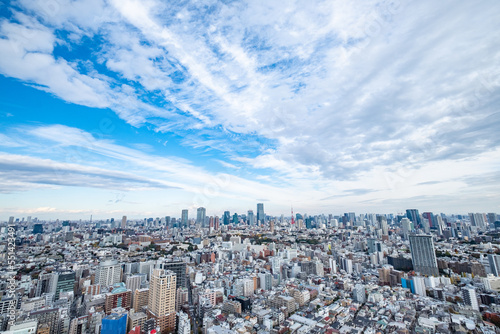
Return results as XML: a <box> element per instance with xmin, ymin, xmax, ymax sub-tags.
<box><xmin>125</xmin><ymin>275</ymin><xmax>142</xmax><ymax>295</ymax></box>
<box><xmin>96</xmin><ymin>260</ymin><xmax>122</xmax><ymax>287</ymax></box>
<box><xmin>133</xmin><ymin>288</ymin><xmax>149</xmax><ymax>312</ymax></box>
<box><xmin>462</xmin><ymin>286</ymin><xmax>479</xmax><ymax>311</ymax></box>
<box><xmin>147</xmin><ymin>269</ymin><xmax>177</xmax><ymax>334</ymax></box>
<box><xmin>409</xmin><ymin>235</ymin><xmax>438</xmax><ymax>276</ymax></box>
<box><xmin>104</xmin><ymin>283</ymin><xmax>132</xmax><ymax>314</ymax></box>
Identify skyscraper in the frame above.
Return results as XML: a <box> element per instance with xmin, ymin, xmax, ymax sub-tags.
<box><xmin>121</xmin><ymin>216</ymin><xmax>127</xmax><ymax>229</ymax></box>
<box><xmin>409</xmin><ymin>235</ymin><xmax>439</xmax><ymax>276</ymax></box>
<box><xmin>223</xmin><ymin>211</ymin><xmax>230</xmax><ymax>225</ymax></box>
<box><xmin>257</xmin><ymin>203</ymin><xmax>265</xmax><ymax>224</ymax></box>
<box><xmin>147</xmin><ymin>269</ymin><xmax>177</xmax><ymax>334</ymax></box>
<box><xmin>181</xmin><ymin>210</ymin><xmax>188</xmax><ymax>228</ymax></box>
<box><xmin>406</xmin><ymin>209</ymin><xmax>421</xmax><ymax>228</ymax></box>
<box><xmin>196</xmin><ymin>207</ymin><xmax>206</xmax><ymax>227</ymax></box>
<box><xmin>247</xmin><ymin>210</ymin><xmax>255</xmax><ymax>226</ymax></box>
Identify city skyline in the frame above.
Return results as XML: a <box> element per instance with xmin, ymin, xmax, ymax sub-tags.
<box><xmin>1</xmin><ymin>1</ymin><xmax>499</xmax><ymax>218</ymax></box>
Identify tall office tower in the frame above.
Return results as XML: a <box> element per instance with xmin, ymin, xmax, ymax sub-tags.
<box><xmin>487</xmin><ymin>213</ymin><xmax>498</xmax><ymax>227</ymax></box>
<box><xmin>488</xmin><ymin>254</ymin><xmax>500</xmax><ymax>276</ymax></box>
<box><xmin>406</xmin><ymin>209</ymin><xmax>421</xmax><ymax>228</ymax></box>
<box><xmin>257</xmin><ymin>203</ymin><xmax>265</xmax><ymax>224</ymax></box>
<box><xmin>348</xmin><ymin>212</ymin><xmax>356</xmax><ymax>223</ymax></box>
<box><xmin>377</xmin><ymin>215</ymin><xmax>388</xmax><ymax>235</ymax></box>
<box><xmin>409</xmin><ymin>235</ymin><xmax>439</xmax><ymax>276</ymax></box>
<box><xmin>247</xmin><ymin>210</ymin><xmax>255</xmax><ymax>226</ymax></box>
<box><xmin>8</xmin><ymin>216</ymin><xmax>14</xmax><ymax>224</ymax></box>
<box><xmin>54</xmin><ymin>271</ymin><xmax>75</xmax><ymax>300</ymax></box>
<box><xmin>232</xmin><ymin>213</ymin><xmax>239</xmax><ymax>224</ymax></box>
<box><xmin>223</xmin><ymin>211</ymin><xmax>230</xmax><ymax>225</ymax></box>
<box><xmin>353</xmin><ymin>284</ymin><xmax>366</xmax><ymax>303</ymax></box>
<box><xmin>462</xmin><ymin>286</ymin><xmax>479</xmax><ymax>311</ymax></box>
<box><xmin>157</xmin><ymin>261</ymin><xmax>187</xmax><ymax>289</ymax></box>
<box><xmin>96</xmin><ymin>260</ymin><xmax>122</xmax><ymax>287</ymax></box>
<box><xmin>121</xmin><ymin>216</ymin><xmax>127</xmax><ymax>229</ymax></box>
<box><xmin>196</xmin><ymin>207</ymin><xmax>206</xmax><ymax>227</ymax></box>
<box><xmin>401</xmin><ymin>218</ymin><xmax>412</xmax><ymax>238</ymax></box>
<box><xmin>147</xmin><ymin>269</ymin><xmax>177</xmax><ymax>334</ymax></box>
<box><xmin>270</xmin><ymin>220</ymin><xmax>275</xmax><ymax>233</ymax></box>
<box><xmin>181</xmin><ymin>210</ymin><xmax>188</xmax><ymax>228</ymax></box>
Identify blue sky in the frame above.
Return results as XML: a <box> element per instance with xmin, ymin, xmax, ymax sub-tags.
<box><xmin>1</xmin><ymin>0</ymin><xmax>499</xmax><ymax>220</ymax></box>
